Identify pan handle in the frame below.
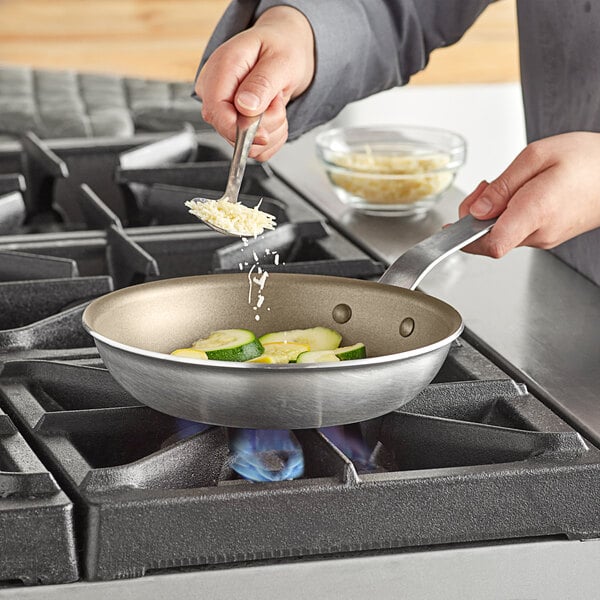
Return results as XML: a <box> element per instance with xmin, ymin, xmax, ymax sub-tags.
<box><xmin>378</xmin><ymin>214</ymin><xmax>497</xmax><ymax>290</ymax></box>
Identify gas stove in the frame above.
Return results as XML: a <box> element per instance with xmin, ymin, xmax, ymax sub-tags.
<box><xmin>2</xmin><ymin>128</ymin><xmax>600</xmax><ymax>599</ymax></box>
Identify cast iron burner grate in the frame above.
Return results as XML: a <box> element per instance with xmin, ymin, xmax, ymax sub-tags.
<box><xmin>0</xmin><ymin>173</ymin><xmax>26</xmax><ymax>235</ymax></box>
<box><xmin>1</xmin><ymin>340</ymin><xmax>599</xmax><ymax>583</ymax></box>
<box><xmin>0</xmin><ymin>127</ymin><xmax>227</xmax><ymax>232</ymax></box>
<box><xmin>0</xmin><ymin>407</ymin><xmax>78</xmax><ymax>586</ymax></box>
<box><xmin>0</xmin><ymin>276</ymin><xmax>112</xmax><ymax>355</ymax></box>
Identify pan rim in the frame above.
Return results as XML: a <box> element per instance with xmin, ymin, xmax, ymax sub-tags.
<box><xmin>83</xmin><ymin>323</ymin><xmax>464</xmax><ymax>370</ymax></box>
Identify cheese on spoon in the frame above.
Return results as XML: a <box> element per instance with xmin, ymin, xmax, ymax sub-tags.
<box><xmin>185</xmin><ymin>198</ymin><xmax>276</xmax><ymax>237</ymax></box>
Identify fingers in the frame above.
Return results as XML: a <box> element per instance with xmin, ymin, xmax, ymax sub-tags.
<box><xmin>196</xmin><ymin>5</ymin><xmax>315</xmax><ymax>162</ymax></box>
<box><xmin>248</xmin><ymin>95</ymin><xmax>289</xmax><ymax>161</ymax></box>
<box><xmin>197</xmin><ymin>4</ymin><xmax>315</xmax><ymax>162</ymax></box>
<box><xmin>234</xmin><ymin>59</ymin><xmax>292</xmax><ymax>118</ymax></box>
<box><xmin>459</xmin><ymin>142</ymin><xmax>555</xmax><ymax>257</ymax></box>
<box><xmin>247</xmin><ymin>93</ymin><xmax>284</xmax><ymax>144</ymax></box>
<box><xmin>196</xmin><ymin>37</ymin><xmax>293</xmax><ymax>161</ymax></box>
<box><xmin>458</xmin><ymin>180</ymin><xmax>489</xmax><ymax>218</ymax></box>
<box><xmin>196</xmin><ymin>38</ymin><xmax>259</xmax><ymax>143</ymax></box>
<box><xmin>465</xmin><ymin>143</ymin><xmax>552</xmax><ymax>221</ymax></box>
<box><xmin>196</xmin><ymin>33</ymin><xmax>291</xmax><ymax>134</ymax></box>
<box><xmin>462</xmin><ymin>168</ymin><xmax>558</xmax><ymax>257</ymax></box>
<box><xmin>459</xmin><ymin>132</ymin><xmax>600</xmax><ymax>259</ymax></box>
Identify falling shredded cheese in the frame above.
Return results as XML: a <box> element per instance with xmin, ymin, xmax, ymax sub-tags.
<box><xmin>243</xmin><ymin>243</ymin><xmax>281</xmax><ymax>319</ymax></box>
<box><xmin>185</xmin><ymin>198</ymin><xmax>276</xmax><ymax>237</ymax></box>
<box><xmin>252</xmin><ymin>271</ymin><xmax>269</xmax><ymax>288</ymax></box>
<box><xmin>247</xmin><ymin>263</ymin><xmax>257</xmax><ymax>304</ymax></box>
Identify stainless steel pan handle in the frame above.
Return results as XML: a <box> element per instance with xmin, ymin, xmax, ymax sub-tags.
<box><xmin>378</xmin><ymin>215</ymin><xmax>497</xmax><ymax>290</ymax></box>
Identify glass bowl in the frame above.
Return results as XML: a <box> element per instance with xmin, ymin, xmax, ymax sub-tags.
<box><xmin>315</xmin><ymin>125</ymin><xmax>466</xmax><ymax>216</ymax></box>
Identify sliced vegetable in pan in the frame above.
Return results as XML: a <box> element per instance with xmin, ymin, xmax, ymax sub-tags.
<box><xmin>259</xmin><ymin>327</ymin><xmax>342</xmax><ymax>351</ymax></box>
<box><xmin>335</xmin><ymin>343</ymin><xmax>367</xmax><ymax>360</ymax></box>
<box><xmin>189</xmin><ymin>329</ymin><xmax>264</xmax><ymax>361</ymax></box>
<box><xmin>170</xmin><ymin>327</ymin><xmax>366</xmax><ymax>364</ymax></box>
<box><xmin>170</xmin><ymin>348</ymin><xmax>209</xmax><ymax>360</ymax></box>
<box><xmin>296</xmin><ymin>343</ymin><xmax>367</xmax><ymax>364</ymax></box>
<box><xmin>247</xmin><ymin>341</ymin><xmax>310</xmax><ymax>364</ymax></box>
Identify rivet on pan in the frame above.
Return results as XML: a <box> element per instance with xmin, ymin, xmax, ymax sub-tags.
<box><xmin>399</xmin><ymin>317</ymin><xmax>415</xmax><ymax>337</ymax></box>
<box><xmin>332</xmin><ymin>303</ymin><xmax>352</xmax><ymax>324</ymax></box>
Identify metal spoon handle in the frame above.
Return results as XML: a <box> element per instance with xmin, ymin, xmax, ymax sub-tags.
<box><xmin>378</xmin><ymin>214</ymin><xmax>497</xmax><ymax>290</ymax></box>
<box><xmin>223</xmin><ymin>114</ymin><xmax>262</xmax><ymax>203</ymax></box>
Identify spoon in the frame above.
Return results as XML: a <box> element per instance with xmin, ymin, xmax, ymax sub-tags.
<box><xmin>187</xmin><ymin>114</ymin><xmax>274</xmax><ymax>237</ymax></box>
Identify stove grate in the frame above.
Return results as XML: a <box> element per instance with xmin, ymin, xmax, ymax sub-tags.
<box><xmin>0</xmin><ymin>407</ymin><xmax>78</xmax><ymax>586</ymax></box>
<box><xmin>1</xmin><ymin>341</ymin><xmax>599</xmax><ymax>582</ymax></box>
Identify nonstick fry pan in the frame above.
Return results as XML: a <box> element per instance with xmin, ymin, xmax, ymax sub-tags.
<box><xmin>83</xmin><ymin>215</ymin><xmax>495</xmax><ymax>428</ymax></box>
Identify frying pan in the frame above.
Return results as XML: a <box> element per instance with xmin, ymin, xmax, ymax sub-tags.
<box><xmin>83</xmin><ymin>215</ymin><xmax>495</xmax><ymax>429</ymax></box>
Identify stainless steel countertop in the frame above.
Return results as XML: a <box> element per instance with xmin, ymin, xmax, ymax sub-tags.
<box><xmin>2</xmin><ymin>538</ymin><xmax>600</xmax><ymax>600</ymax></box>
<box><xmin>271</xmin><ymin>130</ymin><xmax>600</xmax><ymax>445</ymax></box>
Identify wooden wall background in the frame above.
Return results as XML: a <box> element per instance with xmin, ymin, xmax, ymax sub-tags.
<box><xmin>0</xmin><ymin>0</ymin><xmax>519</xmax><ymax>85</ymax></box>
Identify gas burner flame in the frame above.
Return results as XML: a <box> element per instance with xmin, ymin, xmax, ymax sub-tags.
<box><xmin>228</xmin><ymin>429</ymin><xmax>304</xmax><ymax>482</ymax></box>
<box><xmin>320</xmin><ymin>425</ymin><xmax>376</xmax><ymax>471</ymax></box>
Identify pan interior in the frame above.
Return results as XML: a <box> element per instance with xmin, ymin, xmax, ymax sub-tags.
<box><xmin>83</xmin><ymin>273</ymin><xmax>462</xmax><ymax>359</ymax></box>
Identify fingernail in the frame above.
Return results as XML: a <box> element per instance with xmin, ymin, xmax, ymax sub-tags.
<box><xmin>237</xmin><ymin>91</ymin><xmax>260</xmax><ymax>111</ymax></box>
<box><xmin>470</xmin><ymin>196</ymin><xmax>492</xmax><ymax>217</ymax></box>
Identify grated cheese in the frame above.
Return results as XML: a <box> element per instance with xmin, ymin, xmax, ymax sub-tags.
<box><xmin>328</xmin><ymin>151</ymin><xmax>453</xmax><ymax>205</ymax></box>
<box><xmin>247</xmin><ymin>263</ymin><xmax>257</xmax><ymax>304</ymax></box>
<box><xmin>185</xmin><ymin>198</ymin><xmax>276</xmax><ymax>237</ymax></box>
<box><xmin>235</xmin><ymin>233</ymin><xmax>283</xmax><ymax>321</ymax></box>
<box><xmin>332</xmin><ymin>150</ymin><xmax>450</xmax><ymax>174</ymax></box>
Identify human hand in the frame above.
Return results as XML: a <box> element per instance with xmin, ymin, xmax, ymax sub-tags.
<box><xmin>459</xmin><ymin>132</ymin><xmax>600</xmax><ymax>257</ymax></box>
<box><xmin>195</xmin><ymin>6</ymin><xmax>315</xmax><ymax>161</ymax></box>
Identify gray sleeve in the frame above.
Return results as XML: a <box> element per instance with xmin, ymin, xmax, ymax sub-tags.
<box><xmin>198</xmin><ymin>0</ymin><xmax>494</xmax><ymax>140</ymax></box>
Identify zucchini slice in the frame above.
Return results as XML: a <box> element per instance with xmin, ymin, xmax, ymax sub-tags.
<box><xmin>247</xmin><ymin>341</ymin><xmax>310</xmax><ymax>364</ymax></box>
<box><xmin>246</xmin><ymin>354</ymin><xmax>276</xmax><ymax>364</ymax></box>
<box><xmin>192</xmin><ymin>329</ymin><xmax>263</xmax><ymax>362</ymax></box>
<box><xmin>296</xmin><ymin>343</ymin><xmax>367</xmax><ymax>364</ymax></box>
<box><xmin>296</xmin><ymin>350</ymin><xmax>340</xmax><ymax>364</ymax></box>
<box><xmin>170</xmin><ymin>348</ymin><xmax>209</xmax><ymax>360</ymax></box>
<box><xmin>334</xmin><ymin>343</ymin><xmax>366</xmax><ymax>360</ymax></box>
<box><xmin>259</xmin><ymin>327</ymin><xmax>342</xmax><ymax>351</ymax></box>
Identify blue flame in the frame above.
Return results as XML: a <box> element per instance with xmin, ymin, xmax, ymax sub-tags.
<box><xmin>228</xmin><ymin>429</ymin><xmax>304</xmax><ymax>482</ymax></box>
<box><xmin>320</xmin><ymin>425</ymin><xmax>376</xmax><ymax>471</ymax></box>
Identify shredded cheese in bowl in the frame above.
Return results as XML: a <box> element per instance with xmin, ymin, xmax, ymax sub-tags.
<box><xmin>185</xmin><ymin>198</ymin><xmax>276</xmax><ymax>237</ymax></box>
<box><xmin>325</xmin><ymin>151</ymin><xmax>454</xmax><ymax>206</ymax></box>
<box><xmin>316</xmin><ymin>125</ymin><xmax>466</xmax><ymax>216</ymax></box>
<box><xmin>331</xmin><ymin>150</ymin><xmax>451</xmax><ymax>174</ymax></box>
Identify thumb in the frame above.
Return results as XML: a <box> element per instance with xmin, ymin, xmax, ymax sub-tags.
<box><xmin>234</xmin><ymin>56</ymin><xmax>292</xmax><ymax>117</ymax></box>
<box><xmin>467</xmin><ymin>143</ymin><xmax>550</xmax><ymax>220</ymax></box>
<box><xmin>459</xmin><ymin>180</ymin><xmax>489</xmax><ymax>218</ymax></box>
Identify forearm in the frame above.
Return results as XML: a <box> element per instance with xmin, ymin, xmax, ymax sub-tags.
<box><xmin>198</xmin><ymin>0</ymin><xmax>495</xmax><ymax>139</ymax></box>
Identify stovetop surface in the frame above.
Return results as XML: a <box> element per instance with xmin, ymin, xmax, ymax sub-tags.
<box><xmin>2</xmin><ymin>129</ymin><xmax>600</xmax><ymax>590</ymax></box>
